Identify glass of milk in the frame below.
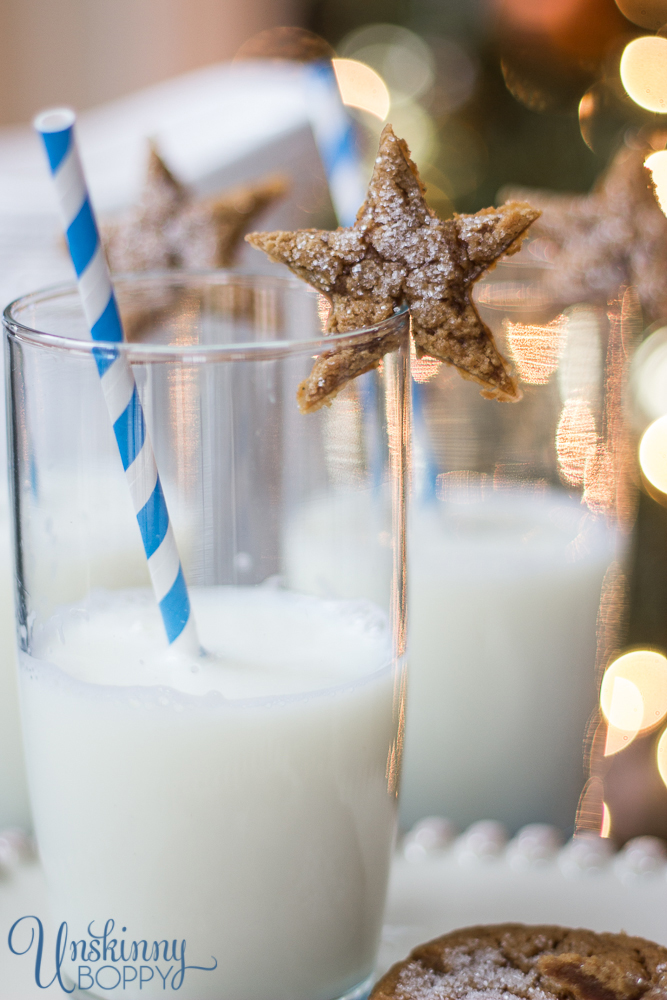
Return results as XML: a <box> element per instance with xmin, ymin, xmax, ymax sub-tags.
<box><xmin>287</xmin><ymin>247</ymin><xmax>638</xmax><ymax>835</ymax></box>
<box><xmin>4</xmin><ymin>273</ymin><xmax>410</xmax><ymax>1000</ymax></box>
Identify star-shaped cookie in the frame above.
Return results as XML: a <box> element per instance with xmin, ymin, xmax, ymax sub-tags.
<box><xmin>246</xmin><ymin>125</ymin><xmax>540</xmax><ymax>412</ymax></box>
<box><xmin>103</xmin><ymin>144</ymin><xmax>287</xmax><ymax>273</ymax></box>
<box><xmin>506</xmin><ymin>140</ymin><xmax>667</xmax><ymax>322</ymax></box>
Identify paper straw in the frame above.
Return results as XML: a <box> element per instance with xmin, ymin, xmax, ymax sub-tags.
<box><xmin>411</xmin><ymin>375</ymin><xmax>439</xmax><ymax>502</ymax></box>
<box><xmin>34</xmin><ymin>108</ymin><xmax>198</xmax><ymax>653</ymax></box>
<box><xmin>306</xmin><ymin>61</ymin><xmax>366</xmax><ymax>228</ymax></box>
<box><xmin>305</xmin><ymin>68</ymin><xmax>439</xmax><ymax>496</ymax></box>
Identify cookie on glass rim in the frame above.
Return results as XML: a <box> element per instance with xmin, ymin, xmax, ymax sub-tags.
<box><xmin>371</xmin><ymin>923</ymin><xmax>667</xmax><ymax>1000</ymax></box>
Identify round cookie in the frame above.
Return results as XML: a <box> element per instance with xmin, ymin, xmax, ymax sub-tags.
<box><xmin>371</xmin><ymin>924</ymin><xmax>667</xmax><ymax>1000</ymax></box>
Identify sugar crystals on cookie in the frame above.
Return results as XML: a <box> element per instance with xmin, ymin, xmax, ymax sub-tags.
<box><xmin>104</xmin><ymin>144</ymin><xmax>287</xmax><ymax>273</ymax></box>
<box><xmin>247</xmin><ymin>124</ymin><xmax>540</xmax><ymax>412</ymax></box>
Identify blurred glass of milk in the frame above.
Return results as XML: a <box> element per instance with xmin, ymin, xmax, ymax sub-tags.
<box><xmin>286</xmin><ymin>250</ymin><xmax>636</xmax><ymax>833</ymax></box>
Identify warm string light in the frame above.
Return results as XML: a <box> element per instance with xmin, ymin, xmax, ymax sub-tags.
<box><xmin>629</xmin><ymin>325</ymin><xmax>667</xmax><ymax>429</ymax></box>
<box><xmin>601</xmin><ymin>801</ymin><xmax>612</xmax><ymax>838</ymax></box>
<box><xmin>332</xmin><ymin>58</ymin><xmax>390</xmax><ymax>120</ymax></box>
<box><xmin>578</xmin><ymin>90</ymin><xmax>596</xmax><ymax>134</ymax></box>
<box><xmin>657</xmin><ymin>726</ymin><xmax>667</xmax><ymax>788</ymax></box>
<box><xmin>600</xmin><ymin>650</ymin><xmax>667</xmax><ymax>756</ymax></box>
<box><xmin>336</xmin><ymin>24</ymin><xmax>480</xmax><ymax>194</ymax></box>
<box><xmin>645</xmin><ymin>150</ymin><xmax>667</xmax><ymax>217</ymax></box>
<box><xmin>639</xmin><ymin>414</ymin><xmax>667</xmax><ymax>493</ymax></box>
<box><xmin>339</xmin><ymin>24</ymin><xmax>436</xmax><ymax>106</ymax></box>
<box><xmin>620</xmin><ymin>36</ymin><xmax>667</xmax><ymax>113</ymax></box>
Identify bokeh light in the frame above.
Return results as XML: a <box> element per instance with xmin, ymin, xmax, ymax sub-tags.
<box><xmin>332</xmin><ymin>59</ymin><xmax>390</xmax><ymax>120</ymax></box>
<box><xmin>504</xmin><ymin>314</ymin><xmax>567</xmax><ymax>384</ymax></box>
<box><xmin>639</xmin><ymin>415</ymin><xmax>667</xmax><ymax>493</ymax></box>
<box><xmin>630</xmin><ymin>325</ymin><xmax>667</xmax><ymax>427</ymax></box>
<box><xmin>426</xmin><ymin>38</ymin><xmax>478</xmax><ymax>116</ymax></box>
<box><xmin>604</xmin><ymin>719</ymin><xmax>640</xmax><ymax>755</ymax></box>
<box><xmin>579</xmin><ymin>89</ymin><xmax>597</xmax><ymax>150</ymax></box>
<box><xmin>657</xmin><ymin>726</ymin><xmax>667</xmax><ymax>788</ymax></box>
<box><xmin>620</xmin><ymin>36</ymin><xmax>667</xmax><ymax>114</ymax></box>
<box><xmin>578</xmin><ymin>82</ymin><xmax>636</xmax><ymax>158</ymax></box>
<box><xmin>645</xmin><ymin>150</ymin><xmax>667</xmax><ymax>216</ymax></box>
<box><xmin>601</xmin><ymin>801</ymin><xmax>612</xmax><ymax>838</ymax></box>
<box><xmin>339</xmin><ymin>24</ymin><xmax>434</xmax><ymax>105</ymax></box>
<box><xmin>602</xmin><ymin>675</ymin><xmax>644</xmax><ymax>730</ymax></box>
<box><xmin>385</xmin><ymin>100</ymin><xmax>437</xmax><ymax>163</ymax></box>
<box><xmin>336</xmin><ymin>22</ymin><xmax>483</xmax><ymax>207</ymax></box>
<box><xmin>615</xmin><ymin>0</ymin><xmax>667</xmax><ymax>30</ymax></box>
<box><xmin>601</xmin><ymin>650</ymin><xmax>667</xmax><ymax>735</ymax></box>
<box><xmin>556</xmin><ymin>398</ymin><xmax>598</xmax><ymax>486</ymax></box>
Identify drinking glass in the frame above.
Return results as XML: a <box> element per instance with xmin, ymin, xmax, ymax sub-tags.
<box><xmin>399</xmin><ymin>254</ymin><xmax>637</xmax><ymax>833</ymax></box>
<box><xmin>4</xmin><ymin>272</ymin><xmax>409</xmax><ymax>1000</ymax></box>
<box><xmin>285</xmin><ymin>247</ymin><xmax>637</xmax><ymax>836</ymax></box>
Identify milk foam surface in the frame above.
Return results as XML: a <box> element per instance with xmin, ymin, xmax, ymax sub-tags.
<box><xmin>36</xmin><ymin>586</ymin><xmax>392</xmax><ymax>697</ymax></box>
<box><xmin>20</xmin><ymin>586</ymin><xmax>399</xmax><ymax>1000</ymax></box>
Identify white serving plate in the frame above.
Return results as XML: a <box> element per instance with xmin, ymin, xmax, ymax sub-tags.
<box><xmin>2</xmin><ymin>820</ymin><xmax>667</xmax><ymax>997</ymax></box>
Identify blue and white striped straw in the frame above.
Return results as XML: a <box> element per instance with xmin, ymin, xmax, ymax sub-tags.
<box><xmin>305</xmin><ymin>64</ymin><xmax>390</xmax><ymax>481</ymax></box>
<box><xmin>34</xmin><ymin>108</ymin><xmax>198</xmax><ymax>653</ymax></box>
<box><xmin>306</xmin><ymin>61</ymin><xmax>367</xmax><ymax>228</ymax></box>
<box><xmin>305</xmin><ymin>69</ymin><xmax>439</xmax><ymax>498</ymax></box>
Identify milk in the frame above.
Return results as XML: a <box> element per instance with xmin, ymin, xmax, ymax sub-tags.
<box><xmin>18</xmin><ymin>586</ymin><xmax>399</xmax><ymax>1000</ymax></box>
<box><xmin>285</xmin><ymin>488</ymin><xmax>618</xmax><ymax>832</ymax></box>
<box><xmin>0</xmin><ymin>467</ymin><xmax>194</xmax><ymax>830</ymax></box>
<box><xmin>0</xmin><ymin>503</ymin><xmax>30</xmax><ymax>829</ymax></box>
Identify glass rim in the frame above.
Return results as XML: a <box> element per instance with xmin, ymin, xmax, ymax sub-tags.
<box><xmin>3</xmin><ymin>270</ymin><xmax>411</xmax><ymax>363</ymax></box>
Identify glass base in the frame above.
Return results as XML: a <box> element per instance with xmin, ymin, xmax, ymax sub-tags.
<box><xmin>336</xmin><ymin>973</ymin><xmax>375</xmax><ymax>1000</ymax></box>
<box><xmin>65</xmin><ymin>971</ymin><xmax>375</xmax><ymax>1000</ymax></box>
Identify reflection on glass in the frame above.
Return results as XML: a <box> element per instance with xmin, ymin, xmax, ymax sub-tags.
<box><xmin>505</xmin><ymin>314</ymin><xmax>567</xmax><ymax>384</ymax></box>
<box><xmin>556</xmin><ymin>397</ymin><xmax>598</xmax><ymax>487</ymax></box>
